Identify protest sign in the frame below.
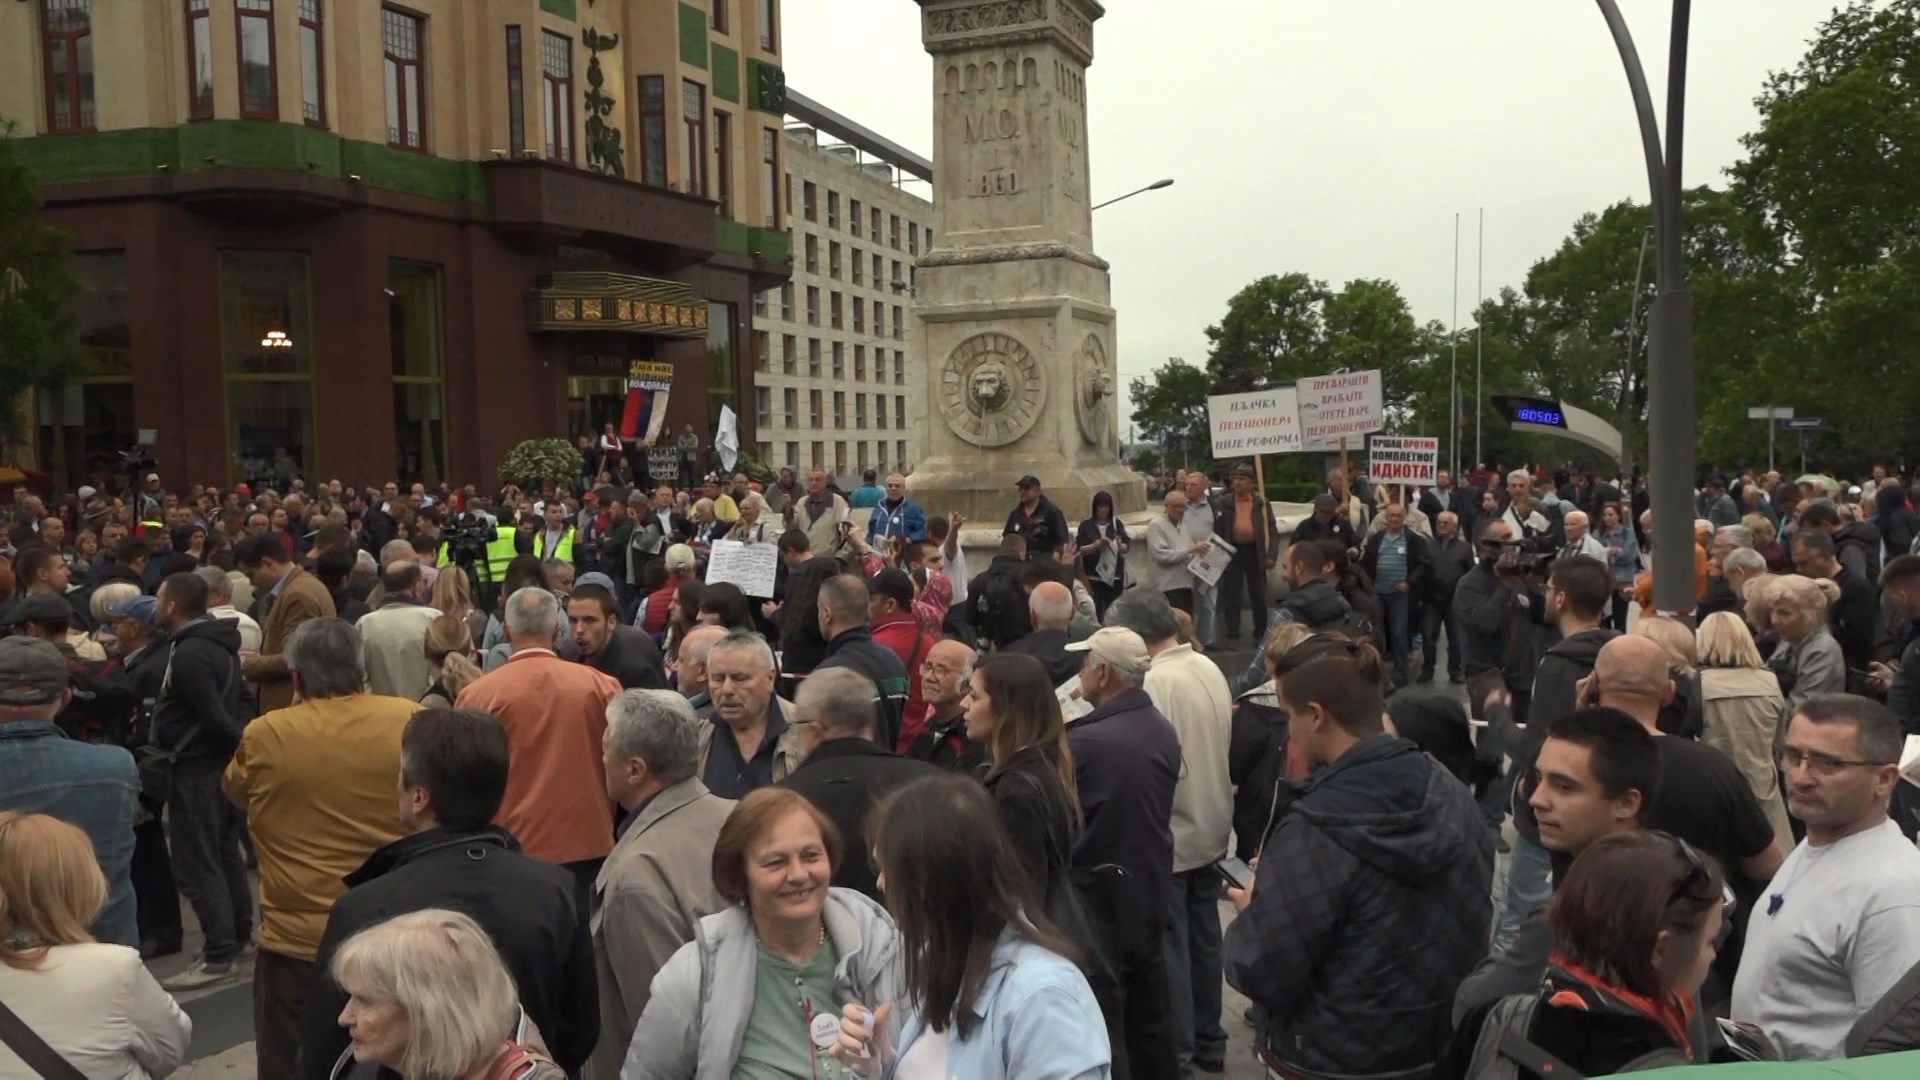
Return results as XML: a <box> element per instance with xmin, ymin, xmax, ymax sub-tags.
<box><xmin>704</xmin><ymin>539</ymin><xmax>779</xmax><ymax>598</ymax></box>
<box><xmin>1368</xmin><ymin>436</ymin><xmax>1439</xmax><ymax>485</ymax></box>
<box><xmin>1298</xmin><ymin>370</ymin><xmax>1384</xmax><ymax>451</ymax></box>
<box><xmin>1207</xmin><ymin>388</ymin><xmax>1302</xmax><ymax>456</ymax></box>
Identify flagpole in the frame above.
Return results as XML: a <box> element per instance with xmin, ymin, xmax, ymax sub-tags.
<box><xmin>1474</xmin><ymin>207</ymin><xmax>1485</xmax><ymax>468</ymax></box>
<box><xmin>1450</xmin><ymin>213</ymin><xmax>1460</xmax><ymax>479</ymax></box>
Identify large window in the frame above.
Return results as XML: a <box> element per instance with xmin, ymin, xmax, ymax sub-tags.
<box><xmin>383</xmin><ymin>7</ymin><xmax>425</xmax><ymax>150</ymax></box>
<box><xmin>541</xmin><ymin>31</ymin><xmax>573</xmax><ymax>162</ymax></box>
<box><xmin>681</xmin><ymin>80</ymin><xmax>707</xmax><ymax>196</ymax></box>
<box><xmin>710</xmin><ymin>0</ymin><xmax>727</xmax><ymax>33</ymax></box>
<box><xmin>706</xmin><ymin>303</ymin><xmax>736</xmax><ymax>432</ymax></box>
<box><xmin>713</xmin><ymin>110</ymin><xmax>732</xmax><ymax>218</ymax></box>
<box><xmin>237</xmin><ymin>0</ymin><xmax>277</xmax><ymax>119</ymax></box>
<box><xmin>187</xmin><ymin>0</ymin><xmax>213</xmax><ymax>119</ymax></box>
<box><xmin>505</xmin><ymin>26</ymin><xmax>525</xmax><ymax>155</ymax></box>
<box><xmin>759</xmin><ymin>128</ymin><xmax>779</xmax><ymax>227</ymax></box>
<box><xmin>639</xmin><ymin>76</ymin><xmax>666</xmax><ymax>186</ymax></box>
<box><xmin>758</xmin><ymin>0</ymin><xmax>776</xmax><ymax>50</ymax></box>
<box><xmin>389</xmin><ymin>261</ymin><xmax>445</xmax><ymax>486</ymax></box>
<box><xmin>299</xmin><ymin>0</ymin><xmax>326</xmax><ymax>125</ymax></box>
<box><xmin>221</xmin><ymin>252</ymin><xmax>315</xmax><ymax>486</ymax></box>
<box><xmin>40</xmin><ymin>252</ymin><xmax>135</xmax><ymax>485</ymax></box>
<box><xmin>41</xmin><ymin>0</ymin><xmax>94</xmax><ymax>133</ymax></box>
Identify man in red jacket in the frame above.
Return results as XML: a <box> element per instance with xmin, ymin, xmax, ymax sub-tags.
<box><xmin>866</xmin><ymin>568</ymin><xmax>936</xmax><ymax>752</ymax></box>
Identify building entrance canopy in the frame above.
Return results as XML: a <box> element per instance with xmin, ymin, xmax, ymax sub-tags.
<box><xmin>527</xmin><ymin>271</ymin><xmax>709</xmax><ymax>338</ymax></box>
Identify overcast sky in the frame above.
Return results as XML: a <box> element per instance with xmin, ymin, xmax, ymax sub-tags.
<box><xmin>782</xmin><ymin>0</ymin><xmax>1838</xmax><ymax>429</ymax></box>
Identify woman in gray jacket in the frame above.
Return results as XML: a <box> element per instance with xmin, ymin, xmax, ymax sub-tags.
<box><xmin>1767</xmin><ymin>574</ymin><xmax>1846</xmax><ymax>713</ymax></box>
<box><xmin>622</xmin><ymin>788</ymin><xmax>902</xmax><ymax>1079</ymax></box>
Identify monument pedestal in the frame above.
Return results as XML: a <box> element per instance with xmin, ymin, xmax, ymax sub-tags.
<box><xmin>907</xmin><ymin>0</ymin><xmax>1144</xmax><ymax>525</ymax></box>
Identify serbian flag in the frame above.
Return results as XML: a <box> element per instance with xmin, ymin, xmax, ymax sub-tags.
<box><xmin>620</xmin><ymin>364</ymin><xmax>674</xmax><ymax>444</ymax></box>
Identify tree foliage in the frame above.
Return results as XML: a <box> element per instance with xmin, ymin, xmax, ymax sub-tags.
<box><xmin>0</xmin><ymin>120</ymin><xmax>87</xmax><ymax>449</ymax></box>
<box><xmin>498</xmin><ymin>438</ymin><xmax>584</xmax><ymax>490</ymax></box>
<box><xmin>1140</xmin><ymin>0</ymin><xmax>1920</xmax><ymax>477</ymax></box>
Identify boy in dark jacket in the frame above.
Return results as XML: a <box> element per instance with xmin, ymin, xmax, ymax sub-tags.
<box><xmin>1226</xmin><ymin>635</ymin><xmax>1493</xmax><ymax>1079</ymax></box>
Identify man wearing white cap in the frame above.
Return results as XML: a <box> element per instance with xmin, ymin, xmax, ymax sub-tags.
<box><xmin>1064</xmin><ymin>626</ymin><xmax>1182</xmax><ymax>1080</ymax></box>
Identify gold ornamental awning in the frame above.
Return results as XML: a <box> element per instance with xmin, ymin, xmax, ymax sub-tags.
<box><xmin>527</xmin><ymin>271</ymin><xmax>710</xmax><ymax>338</ymax></box>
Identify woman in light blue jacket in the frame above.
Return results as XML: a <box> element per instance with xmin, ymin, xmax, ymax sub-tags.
<box><xmin>829</xmin><ymin>774</ymin><xmax>1111</xmax><ymax>1080</ymax></box>
<box><xmin>1596</xmin><ymin>501</ymin><xmax>1640</xmax><ymax>631</ymax></box>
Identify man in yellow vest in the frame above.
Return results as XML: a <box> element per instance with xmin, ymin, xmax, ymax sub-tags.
<box><xmin>535</xmin><ymin>501</ymin><xmax>576</xmax><ymax>563</ymax></box>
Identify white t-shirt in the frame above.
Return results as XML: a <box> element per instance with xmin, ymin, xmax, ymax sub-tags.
<box><xmin>894</xmin><ymin>1027</ymin><xmax>952</xmax><ymax>1079</ymax></box>
<box><xmin>946</xmin><ymin>543</ymin><xmax>971</xmax><ymax>607</ymax></box>
<box><xmin>1731</xmin><ymin>817</ymin><xmax>1920</xmax><ymax>1059</ymax></box>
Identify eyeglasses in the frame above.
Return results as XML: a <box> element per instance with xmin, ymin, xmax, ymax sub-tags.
<box><xmin>1777</xmin><ymin>745</ymin><xmax>1894</xmax><ymax>777</ymax></box>
<box><xmin>1659</xmin><ymin>831</ymin><xmax>1735</xmax><ymax>950</ymax></box>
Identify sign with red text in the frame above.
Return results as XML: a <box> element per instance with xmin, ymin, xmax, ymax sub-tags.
<box><xmin>1368</xmin><ymin>435</ymin><xmax>1439</xmax><ymax>485</ymax></box>
<box><xmin>1298</xmin><ymin>370</ymin><xmax>1384</xmax><ymax>451</ymax></box>
<box><xmin>1206</xmin><ymin>387</ymin><xmax>1303</xmax><ymax>456</ymax></box>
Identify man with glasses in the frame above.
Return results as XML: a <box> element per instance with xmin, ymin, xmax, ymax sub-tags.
<box><xmin>1733</xmin><ymin>694</ymin><xmax>1920</xmax><ymax>1060</ymax></box>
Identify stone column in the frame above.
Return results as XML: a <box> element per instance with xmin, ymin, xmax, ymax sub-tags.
<box><xmin>907</xmin><ymin>0</ymin><xmax>1145</xmax><ymax>526</ymax></box>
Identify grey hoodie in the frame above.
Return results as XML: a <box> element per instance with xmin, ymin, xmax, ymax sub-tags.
<box><xmin>621</xmin><ymin>887</ymin><xmax>903</xmax><ymax>1079</ymax></box>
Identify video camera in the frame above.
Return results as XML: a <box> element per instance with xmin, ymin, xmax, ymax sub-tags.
<box><xmin>443</xmin><ymin>514</ymin><xmax>495</xmax><ymax>567</ymax></box>
<box><xmin>115</xmin><ymin>446</ymin><xmax>156</xmax><ymax>475</ymax></box>
<box><xmin>1488</xmin><ymin>531</ymin><xmax>1557</xmax><ymax>577</ymax></box>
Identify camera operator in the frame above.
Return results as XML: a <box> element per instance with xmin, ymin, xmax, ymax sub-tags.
<box><xmin>105</xmin><ymin>594</ymin><xmax>185</xmax><ymax>958</ymax></box>
<box><xmin>1496</xmin><ymin>469</ymin><xmax>1565</xmax><ymax>549</ymax></box>
<box><xmin>1455</xmin><ymin>521</ymin><xmax>1550</xmax><ymax>724</ymax></box>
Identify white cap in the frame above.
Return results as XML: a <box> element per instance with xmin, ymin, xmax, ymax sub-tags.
<box><xmin>76</xmin><ymin>486</ymin><xmax>96</xmax><ymax>500</ymax></box>
<box><xmin>1065</xmin><ymin>627</ymin><xmax>1152</xmax><ymax>674</ymax></box>
<box><xmin>145</xmin><ymin>473</ymin><xmax>159</xmax><ymax>482</ymax></box>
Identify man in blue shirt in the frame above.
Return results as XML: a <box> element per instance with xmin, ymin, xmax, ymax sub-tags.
<box><xmin>0</xmin><ymin>635</ymin><xmax>140</xmax><ymax>945</ymax></box>
<box><xmin>865</xmin><ymin>473</ymin><xmax>928</xmax><ymax>547</ymax></box>
<box><xmin>849</xmin><ymin>469</ymin><xmax>886</xmax><ymax>509</ymax></box>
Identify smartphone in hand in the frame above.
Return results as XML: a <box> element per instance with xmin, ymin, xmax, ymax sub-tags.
<box><xmin>1214</xmin><ymin>856</ymin><xmax>1254</xmax><ymax>892</ymax></box>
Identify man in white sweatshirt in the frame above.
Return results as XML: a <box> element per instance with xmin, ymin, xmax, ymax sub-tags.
<box><xmin>1105</xmin><ymin>588</ymin><xmax>1234</xmax><ymax>1075</ymax></box>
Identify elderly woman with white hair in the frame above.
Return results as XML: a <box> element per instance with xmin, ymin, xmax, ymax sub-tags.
<box><xmin>1695</xmin><ymin>612</ymin><xmax>1794</xmax><ymax>847</ymax></box>
<box><xmin>724</xmin><ymin>492</ymin><xmax>777</xmax><ymax>544</ymax></box>
<box><xmin>326</xmin><ymin>908</ymin><xmax>564</xmax><ymax>1079</ymax></box>
<box><xmin>1767</xmin><ymin>574</ymin><xmax>1846</xmax><ymax>712</ymax></box>
<box><xmin>688</xmin><ymin>498</ymin><xmax>726</xmax><ymax>547</ymax></box>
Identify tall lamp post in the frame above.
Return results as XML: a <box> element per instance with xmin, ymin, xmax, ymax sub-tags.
<box><xmin>1594</xmin><ymin>0</ymin><xmax>1695</xmax><ymax>618</ymax></box>
<box><xmin>1091</xmin><ymin>177</ymin><xmax>1174</xmax><ymax>211</ymax></box>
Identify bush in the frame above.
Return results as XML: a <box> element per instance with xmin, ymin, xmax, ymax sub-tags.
<box><xmin>498</xmin><ymin>438</ymin><xmax>584</xmax><ymax>490</ymax></box>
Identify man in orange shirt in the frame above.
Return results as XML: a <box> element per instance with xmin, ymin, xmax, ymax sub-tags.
<box><xmin>1216</xmin><ymin>464</ymin><xmax>1282</xmax><ymax>643</ymax></box>
<box><xmin>457</xmin><ymin>585</ymin><xmax>622</xmax><ymax>917</ymax></box>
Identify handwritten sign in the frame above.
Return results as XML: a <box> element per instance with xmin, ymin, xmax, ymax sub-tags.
<box><xmin>1206</xmin><ymin>388</ymin><xmax>1302</xmax><ymax>456</ymax></box>
<box><xmin>704</xmin><ymin>539</ymin><xmax>779</xmax><ymax>598</ymax></box>
<box><xmin>1368</xmin><ymin>436</ymin><xmax>1439</xmax><ymax>485</ymax></box>
<box><xmin>1298</xmin><ymin>370</ymin><xmax>1384</xmax><ymax>451</ymax></box>
<box><xmin>1187</xmin><ymin>534</ymin><xmax>1236</xmax><ymax>588</ymax></box>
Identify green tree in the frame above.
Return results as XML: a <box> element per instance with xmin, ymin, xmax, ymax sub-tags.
<box><xmin>1201</xmin><ymin>272</ymin><xmax>1331</xmax><ymax>392</ymax></box>
<box><xmin>0</xmin><ymin>121</ymin><xmax>87</xmax><ymax>462</ymax></box>
<box><xmin>1128</xmin><ymin>357</ymin><xmax>1213</xmax><ymax>469</ymax></box>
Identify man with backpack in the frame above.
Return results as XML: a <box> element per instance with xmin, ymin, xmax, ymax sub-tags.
<box><xmin>968</xmin><ymin>533</ymin><xmax>1033</xmax><ymax>649</ymax></box>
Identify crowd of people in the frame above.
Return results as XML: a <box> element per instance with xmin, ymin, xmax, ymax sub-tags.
<box><xmin>1</xmin><ymin>455</ymin><xmax>1919</xmax><ymax>1078</ymax></box>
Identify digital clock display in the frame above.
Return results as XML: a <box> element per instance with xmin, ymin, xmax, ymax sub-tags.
<box><xmin>1514</xmin><ymin>407</ymin><xmax>1565</xmax><ymax>427</ymax></box>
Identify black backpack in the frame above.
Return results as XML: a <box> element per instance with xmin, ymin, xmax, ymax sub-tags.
<box><xmin>973</xmin><ymin>564</ymin><xmax>1031</xmax><ymax>649</ymax></box>
<box><xmin>1464</xmin><ymin>995</ymin><xmax>1692</xmax><ymax>1079</ymax></box>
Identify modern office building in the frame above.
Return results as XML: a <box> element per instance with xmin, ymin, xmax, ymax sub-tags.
<box><xmin>2</xmin><ymin>0</ymin><xmax>790</xmax><ymax>489</ymax></box>
<box><xmin>749</xmin><ymin>93</ymin><xmax>932</xmax><ymax>479</ymax></box>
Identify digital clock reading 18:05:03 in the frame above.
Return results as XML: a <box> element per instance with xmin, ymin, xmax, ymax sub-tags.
<box><xmin>1513</xmin><ymin>406</ymin><xmax>1565</xmax><ymax>427</ymax></box>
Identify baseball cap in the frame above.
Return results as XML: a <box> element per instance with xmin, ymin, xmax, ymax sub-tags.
<box><xmin>145</xmin><ymin>473</ymin><xmax>160</xmax><ymax>483</ymax></box>
<box><xmin>1015</xmin><ymin>475</ymin><xmax>1042</xmax><ymax>489</ymax></box>
<box><xmin>574</xmin><ymin>571</ymin><xmax>619</xmax><ymax>594</ymax></box>
<box><xmin>106</xmin><ymin>594</ymin><xmax>162</xmax><ymax>629</ymax></box>
<box><xmin>664</xmin><ymin>543</ymin><xmax>698</xmax><ymax>574</ymax></box>
<box><xmin>76</xmin><ymin>485</ymin><xmax>96</xmax><ymax>501</ymax></box>
<box><xmin>1</xmin><ymin>593</ymin><xmax>74</xmax><ymax>629</ymax></box>
<box><xmin>0</xmin><ymin>636</ymin><xmax>69</xmax><ymax>705</ymax></box>
<box><xmin>1312</xmin><ymin>493</ymin><xmax>1339</xmax><ymax>512</ymax></box>
<box><xmin>868</xmin><ymin>567</ymin><xmax>915</xmax><ymax>610</ymax></box>
<box><xmin>1065</xmin><ymin>626</ymin><xmax>1151</xmax><ymax>674</ymax></box>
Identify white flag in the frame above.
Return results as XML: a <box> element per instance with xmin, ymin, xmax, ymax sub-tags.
<box><xmin>714</xmin><ymin>405</ymin><xmax>740</xmax><ymax>473</ymax></box>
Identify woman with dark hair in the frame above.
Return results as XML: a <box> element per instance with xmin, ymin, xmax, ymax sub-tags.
<box><xmin>696</xmin><ymin>580</ymin><xmax>755</xmax><ymax>632</ymax></box>
<box><xmin>963</xmin><ymin>653</ymin><xmax>1081</xmax><ymax>900</ymax></box>
<box><xmin>1076</xmin><ymin>491</ymin><xmax>1130</xmax><ymax>621</ymax></box>
<box><xmin>1442</xmin><ymin>832</ymin><xmax>1725</xmax><ymax>1077</ymax></box>
<box><xmin>172</xmin><ymin>525</ymin><xmax>207</xmax><ymax>564</ymax></box>
<box><xmin>777</xmin><ymin>557</ymin><xmax>840</xmax><ymax>699</ymax></box>
<box><xmin>829</xmin><ymin>774</ymin><xmax>1111</xmax><ymax>1078</ymax></box>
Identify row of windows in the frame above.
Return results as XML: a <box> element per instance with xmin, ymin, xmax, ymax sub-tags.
<box><xmin>757</xmin><ymin>284</ymin><xmax>908</xmax><ymax>338</ymax></box>
<box><xmin>758</xmin><ymin>441</ymin><xmax>912</xmax><ymax>476</ymax></box>
<box><xmin>797</xmin><ymin>181</ymin><xmax>926</xmax><ymax>254</ymax></box>
<box><xmin>704</xmin><ymin>0</ymin><xmax>779</xmax><ymax>52</ymax></box>
<box><xmin>794</xmin><ymin>235</ymin><xmax>919</xmax><ymax>292</ymax></box>
<box><xmin>752</xmin><ymin>333</ymin><xmax>908</xmax><ymax>386</ymax></box>
<box><xmin>756</xmin><ymin>388</ymin><xmax>908</xmax><ymax>432</ymax></box>
<box><xmin>36</xmin><ymin>0</ymin><xmax>782</xmax><ymax>223</ymax></box>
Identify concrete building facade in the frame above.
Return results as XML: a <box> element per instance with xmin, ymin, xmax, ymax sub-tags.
<box><xmin>749</xmin><ymin>120</ymin><xmax>933</xmax><ymax>480</ymax></box>
<box><xmin>2</xmin><ymin>0</ymin><xmax>791</xmax><ymax>490</ymax></box>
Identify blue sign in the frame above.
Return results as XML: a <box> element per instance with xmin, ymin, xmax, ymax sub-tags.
<box><xmin>1783</xmin><ymin>417</ymin><xmax>1827</xmax><ymax>431</ymax></box>
<box><xmin>1514</xmin><ymin>406</ymin><xmax>1566</xmax><ymax>427</ymax></box>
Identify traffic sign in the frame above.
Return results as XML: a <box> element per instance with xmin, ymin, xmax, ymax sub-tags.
<box><xmin>1747</xmin><ymin>406</ymin><xmax>1794</xmax><ymax>420</ymax></box>
<box><xmin>1782</xmin><ymin>417</ymin><xmax>1827</xmax><ymax>431</ymax></box>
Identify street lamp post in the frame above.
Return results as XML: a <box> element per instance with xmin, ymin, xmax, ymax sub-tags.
<box><xmin>1091</xmin><ymin>178</ymin><xmax>1174</xmax><ymax>211</ymax></box>
<box><xmin>1594</xmin><ymin>0</ymin><xmax>1695</xmax><ymax>618</ymax></box>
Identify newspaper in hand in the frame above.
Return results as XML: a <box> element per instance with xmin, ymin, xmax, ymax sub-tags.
<box><xmin>1188</xmin><ymin>535</ymin><xmax>1236</xmax><ymax>588</ymax></box>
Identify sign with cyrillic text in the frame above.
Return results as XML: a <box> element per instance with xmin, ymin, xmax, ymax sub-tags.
<box><xmin>1298</xmin><ymin>370</ymin><xmax>1384</xmax><ymax>451</ymax></box>
<box><xmin>1368</xmin><ymin>435</ymin><xmax>1439</xmax><ymax>485</ymax></box>
<box><xmin>1206</xmin><ymin>388</ymin><xmax>1302</xmax><ymax>456</ymax></box>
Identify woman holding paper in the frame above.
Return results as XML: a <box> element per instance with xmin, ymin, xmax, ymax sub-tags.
<box><xmin>1076</xmin><ymin>491</ymin><xmax>1130</xmax><ymax>621</ymax></box>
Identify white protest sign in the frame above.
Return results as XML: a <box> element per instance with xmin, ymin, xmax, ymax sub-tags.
<box><xmin>1206</xmin><ymin>387</ymin><xmax>1302</xmax><ymax>456</ymax></box>
<box><xmin>1368</xmin><ymin>436</ymin><xmax>1439</xmax><ymax>485</ymax></box>
<box><xmin>1298</xmin><ymin>370</ymin><xmax>1384</xmax><ymax>451</ymax></box>
<box><xmin>704</xmin><ymin>539</ymin><xmax>779</xmax><ymax>598</ymax></box>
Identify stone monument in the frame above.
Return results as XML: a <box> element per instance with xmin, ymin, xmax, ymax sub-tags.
<box><xmin>907</xmin><ymin>0</ymin><xmax>1145</xmax><ymax>523</ymax></box>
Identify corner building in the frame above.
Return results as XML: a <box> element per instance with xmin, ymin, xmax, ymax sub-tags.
<box><xmin>749</xmin><ymin>110</ymin><xmax>933</xmax><ymax>480</ymax></box>
<box><xmin>2</xmin><ymin>0</ymin><xmax>791</xmax><ymax>489</ymax></box>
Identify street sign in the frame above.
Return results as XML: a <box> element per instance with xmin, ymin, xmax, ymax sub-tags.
<box><xmin>1783</xmin><ymin>417</ymin><xmax>1827</xmax><ymax>431</ymax></box>
<box><xmin>1746</xmin><ymin>406</ymin><xmax>1794</xmax><ymax>420</ymax></box>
